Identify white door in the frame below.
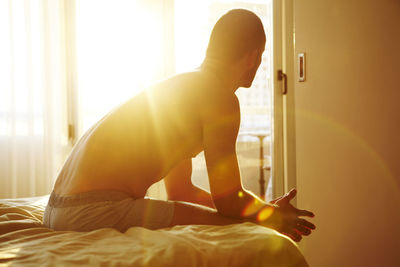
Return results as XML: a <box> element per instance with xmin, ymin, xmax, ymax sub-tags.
<box><xmin>272</xmin><ymin>0</ymin><xmax>296</xmax><ymax>199</ymax></box>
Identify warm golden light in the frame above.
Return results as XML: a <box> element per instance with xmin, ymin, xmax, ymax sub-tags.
<box><xmin>257</xmin><ymin>206</ymin><xmax>273</xmax><ymax>222</ymax></box>
<box><xmin>76</xmin><ymin>0</ymin><xmax>273</xmax><ymax>139</ymax></box>
<box><xmin>241</xmin><ymin>199</ymin><xmax>261</xmax><ymax>217</ymax></box>
<box><xmin>76</xmin><ymin>0</ymin><xmax>167</xmax><ymax>133</ymax></box>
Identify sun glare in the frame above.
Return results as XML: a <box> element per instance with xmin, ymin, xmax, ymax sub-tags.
<box><xmin>257</xmin><ymin>206</ymin><xmax>273</xmax><ymax>222</ymax></box>
<box><xmin>174</xmin><ymin>0</ymin><xmax>211</xmax><ymax>73</ymax></box>
<box><xmin>241</xmin><ymin>199</ymin><xmax>261</xmax><ymax>217</ymax></box>
<box><xmin>76</xmin><ymin>0</ymin><xmax>167</xmax><ymax>132</ymax></box>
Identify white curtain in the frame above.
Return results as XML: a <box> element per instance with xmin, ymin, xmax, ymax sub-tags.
<box><xmin>0</xmin><ymin>0</ymin><xmax>69</xmax><ymax>198</ymax></box>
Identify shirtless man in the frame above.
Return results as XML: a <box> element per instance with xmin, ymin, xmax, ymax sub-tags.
<box><xmin>44</xmin><ymin>9</ymin><xmax>315</xmax><ymax>242</ymax></box>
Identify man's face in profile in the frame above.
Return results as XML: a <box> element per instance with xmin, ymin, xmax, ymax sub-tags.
<box><xmin>240</xmin><ymin>49</ymin><xmax>263</xmax><ymax>88</ymax></box>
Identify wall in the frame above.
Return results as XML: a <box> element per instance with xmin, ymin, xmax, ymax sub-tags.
<box><xmin>293</xmin><ymin>0</ymin><xmax>400</xmax><ymax>266</ymax></box>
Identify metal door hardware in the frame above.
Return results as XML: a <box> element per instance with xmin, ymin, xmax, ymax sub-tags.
<box><xmin>298</xmin><ymin>53</ymin><xmax>306</xmax><ymax>82</ymax></box>
<box><xmin>277</xmin><ymin>70</ymin><xmax>287</xmax><ymax>95</ymax></box>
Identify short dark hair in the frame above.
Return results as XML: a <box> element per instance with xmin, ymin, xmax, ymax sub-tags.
<box><xmin>205</xmin><ymin>9</ymin><xmax>266</xmax><ymax>63</ymax></box>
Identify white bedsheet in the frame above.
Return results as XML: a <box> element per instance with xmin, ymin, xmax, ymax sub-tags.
<box><xmin>0</xmin><ymin>196</ymin><xmax>309</xmax><ymax>266</ymax></box>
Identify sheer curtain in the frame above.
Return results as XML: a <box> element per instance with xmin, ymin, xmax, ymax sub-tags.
<box><xmin>0</xmin><ymin>0</ymin><xmax>69</xmax><ymax>198</ymax></box>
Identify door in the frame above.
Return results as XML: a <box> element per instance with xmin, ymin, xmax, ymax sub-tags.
<box><xmin>272</xmin><ymin>0</ymin><xmax>296</xmax><ymax>200</ymax></box>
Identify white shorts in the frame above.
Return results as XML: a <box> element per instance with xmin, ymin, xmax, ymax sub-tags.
<box><xmin>43</xmin><ymin>190</ymin><xmax>175</xmax><ymax>232</ymax></box>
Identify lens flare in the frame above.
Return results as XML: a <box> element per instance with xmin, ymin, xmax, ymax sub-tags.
<box><xmin>297</xmin><ymin>109</ymin><xmax>397</xmax><ymax>194</ymax></box>
<box><xmin>241</xmin><ymin>199</ymin><xmax>261</xmax><ymax>217</ymax></box>
<box><xmin>257</xmin><ymin>206</ymin><xmax>273</xmax><ymax>222</ymax></box>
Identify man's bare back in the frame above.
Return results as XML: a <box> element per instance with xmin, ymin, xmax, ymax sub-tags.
<box><xmin>54</xmin><ymin>70</ymin><xmax>230</xmax><ymax>198</ymax></box>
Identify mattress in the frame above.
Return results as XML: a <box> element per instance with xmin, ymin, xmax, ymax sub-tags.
<box><xmin>0</xmin><ymin>196</ymin><xmax>309</xmax><ymax>266</ymax></box>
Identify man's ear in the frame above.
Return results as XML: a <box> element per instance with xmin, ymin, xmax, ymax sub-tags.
<box><xmin>246</xmin><ymin>49</ymin><xmax>260</xmax><ymax>69</ymax></box>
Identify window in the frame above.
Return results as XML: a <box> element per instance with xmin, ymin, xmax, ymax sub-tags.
<box><xmin>175</xmin><ymin>0</ymin><xmax>273</xmax><ymax>198</ymax></box>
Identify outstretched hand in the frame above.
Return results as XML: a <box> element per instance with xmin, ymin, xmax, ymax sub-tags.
<box><xmin>267</xmin><ymin>188</ymin><xmax>315</xmax><ymax>242</ymax></box>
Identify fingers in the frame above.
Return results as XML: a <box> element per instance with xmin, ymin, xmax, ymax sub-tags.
<box><xmin>295</xmin><ymin>224</ymin><xmax>312</xmax><ymax>236</ymax></box>
<box><xmin>285</xmin><ymin>188</ymin><xmax>297</xmax><ymax>201</ymax></box>
<box><xmin>285</xmin><ymin>219</ymin><xmax>315</xmax><ymax>242</ymax></box>
<box><xmin>296</xmin><ymin>208</ymin><xmax>315</xmax><ymax>218</ymax></box>
<box><xmin>269</xmin><ymin>196</ymin><xmax>282</xmax><ymax>204</ymax></box>
<box><xmin>276</xmin><ymin>188</ymin><xmax>297</xmax><ymax>205</ymax></box>
<box><xmin>284</xmin><ymin>230</ymin><xmax>302</xmax><ymax>242</ymax></box>
<box><xmin>297</xmin><ymin>218</ymin><xmax>316</xmax><ymax>230</ymax></box>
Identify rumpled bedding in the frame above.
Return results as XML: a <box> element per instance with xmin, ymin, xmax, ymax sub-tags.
<box><xmin>0</xmin><ymin>196</ymin><xmax>309</xmax><ymax>267</ymax></box>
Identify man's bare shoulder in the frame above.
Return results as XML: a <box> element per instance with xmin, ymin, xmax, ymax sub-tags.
<box><xmin>158</xmin><ymin>70</ymin><xmax>219</xmax><ymax>91</ymax></box>
<box><xmin>142</xmin><ymin>69</ymin><xmax>239</xmax><ymax>126</ymax></box>
<box><xmin>200</xmin><ymin>85</ymin><xmax>240</xmax><ymax>121</ymax></box>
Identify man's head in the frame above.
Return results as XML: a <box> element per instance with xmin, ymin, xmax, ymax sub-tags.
<box><xmin>205</xmin><ymin>9</ymin><xmax>266</xmax><ymax>88</ymax></box>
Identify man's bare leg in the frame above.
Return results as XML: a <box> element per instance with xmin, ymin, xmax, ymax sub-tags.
<box><xmin>170</xmin><ymin>201</ymin><xmax>244</xmax><ymax>226</ymax></box>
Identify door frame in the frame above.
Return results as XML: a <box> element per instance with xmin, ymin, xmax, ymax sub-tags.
<box><xmin>272</xmin><ymin>0</ymin><xmax>296</xmax><ymax>201</ymax></box>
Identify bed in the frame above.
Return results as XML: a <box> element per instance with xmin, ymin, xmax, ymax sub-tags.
<box><xmin>0</xmin><ymin>195</ymin><xmax>309</xmax><ymax>266</ymax></box>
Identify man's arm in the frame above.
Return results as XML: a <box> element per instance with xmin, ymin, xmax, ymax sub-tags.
<box><xmin>201</xmin><ymin>93</ymin><xmax>315</xmax><ymax>241</ymax></box>
<box><xmin>164</xmin><ymin>158</ymin><xmax>215</xmax><ymax>208</ymax></box>
<box><xmin>201</xmin><ymin>93</ymin><xmax>266</xmax><ymax>218</ymax></box>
